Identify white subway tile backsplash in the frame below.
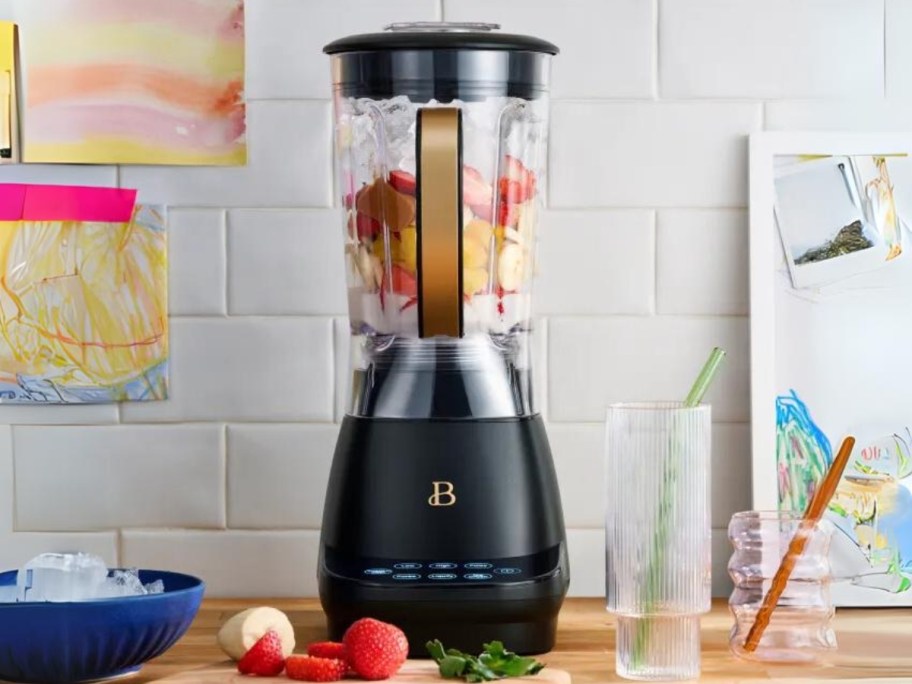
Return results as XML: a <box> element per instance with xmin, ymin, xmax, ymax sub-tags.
<box><xmin>122</xmin><ymin>101</ymin><xmax>332</xmax><ymax>208</ymax></box>
<box><xmin>765</xmin><ymin>100</ymin><xmax>912</xmax><ymax>132</ymax></box>
<box><xmin>228</xmin><ymin>210</ymin><xmax>347</xmax><ymax>315</ymax></box>
<box><xmin>711</xmin><ymin>423</ymin><xmax>751</xmax><ymax>529</ymax></box>
<box><xmin>4</xmin><ymin>0</ymin><xmax>888</xmax><ymax>597</ymax></box>
<box><xmin>121</xmin><ymin>530</ymin><xmax>321</xmax><ymax>597</ymax></box>
<box><xmin>246</xmin><ymin>0</ymin><xmax>439</xmax><ymax>99</ymax></box>
<box><xmin>121</xmin><ymin>318</ymin><xmax>333</xmax><ymax>423</ymax></box>
<box><xmin>566</xmin><ymin>528</ymin><xmax>605</xmax><ymax>597</ymax></box>
<box><xmin>887</xmin><ymin>0</ymin><xmax>912</xmax><ymax>97</ymax></box>
<box><xmin>333</xmin><ymin>318</ymin><xmax>350</xmax><ymax>422</ymax></box>
<box><xmin>547</xmin><ymin>424</ymin><xmax>604</xmax><ymax>529</ymax></box>
<box><xmin>227</xmin><ymin>424</ymin><xmax>338</xmax><ymax>529</ymax></box>
<box><xmin>13</xmin><ymin>425</ymin><xmax>225</xmax><ymax>531</ymax></box>
<box><xmin>168</xmin><ymin>210</ymin><xmax>227</xmax><ymax>316</ymax></box>
<box><xmin>0</xmin><ymin>165</ymin><xmax>117</xmax><ymax>187</ymax></box>
<box><xmin>0</xmin><ymin>532</ymin><xmax>118</xmax><ymax>570</ymax></box>
<box><xmin>548</xmin><ymin>316</ymin><xmax>749</xmax><ymax>423</ymax></box>
<box><xmin>0</xmin><ymin>404</ymin><xmax>118</xmax><ymax>426</ymax></box>
<box><xmin>660</xmin><ymin>0</ymin><xmax>884</xmax><ymax>99</ymax></box>
<box><xmin>656</xmin><ymin>210</ymin><xmax>748</xmax><ymax>315</ymax></box>
<box><xmin>443</xmin><ymin>0</ymin><xmax>654</xmax><ymax>99</ymax></box>
<box><xmin>536</xmin><ymin>210</ymin><xmax>655</xmax><ymax>315</ymax></box>
<box><xmin>712</xmin><ymin>528</ymin><xmax>733</xmax><ymax>598</ymax></box>
<box><xmin>550</xmin><ymin>103</ymin><xmax>761</xmax><ymax>209</ymax></box>
<box><xmin>0</xmin><ymin>426</ymin><xmax>11</xmax><ymax>532</ymax></box>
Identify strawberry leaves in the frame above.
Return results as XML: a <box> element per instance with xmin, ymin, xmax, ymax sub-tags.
<box><xmin>427</xmin><ymin>640</ymin><xmax>545</xmax><ymax>682</ymax></box>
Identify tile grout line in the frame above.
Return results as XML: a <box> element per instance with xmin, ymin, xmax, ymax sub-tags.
<box><xmin>652</xmin><ymin>0</ymin><xmax>660</xmax><ymax>99</ymax></box>
<box><xmin>651</xmin><ymin>209</ymin><xmax>659</xmax><ymax>315</ymax></box>
<box><xmin>8</xmin><ymin>427</ymin><xmax>16</xmax><ymax>533</ymax></box>
<box><xmin>221</xmin><ymin>423</ymin><xmax>229</xmax><ymax>530</ymax></box>
<box><xmin>883</xmin><ymin>0</ymin><xmax>889</xmax><ymax>97</ymax></box>
<box><xmin>221</xmin><ymin>209</ymin><xmax>230</xmax><ymax>315</ymax></box>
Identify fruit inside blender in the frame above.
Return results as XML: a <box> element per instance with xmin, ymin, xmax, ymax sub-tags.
<box><xmin>338</xmin><ymin>96</ymin><xmax>543</xmax><ymax>338</ymax></box>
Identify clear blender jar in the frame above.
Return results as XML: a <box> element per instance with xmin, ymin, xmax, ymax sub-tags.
<box><xmin>329</xmin><ymin>22</ymin><xmax>554</xmax><ymax>419</ymax></box>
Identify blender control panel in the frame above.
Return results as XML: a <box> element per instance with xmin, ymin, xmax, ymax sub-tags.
<box><xmin>324</xmin><ymin>546</ymin><xmax>560</xmax><ymax>585</ymax></box>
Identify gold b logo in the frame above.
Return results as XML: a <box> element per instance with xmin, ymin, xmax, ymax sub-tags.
<box><xmin>428</xmin><ymin>481</ymin><xmax>456</xmax><ymax>507</ymax></box>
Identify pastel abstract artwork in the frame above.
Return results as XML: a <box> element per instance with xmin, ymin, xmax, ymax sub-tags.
<box><xmin>0</xmin><ymin>185</ymin><xmax>168</xmax><ymax>403</ymax></box>
<box><xmin>21</xmin><ymin>0</ymin><xmax>245</xmax><ymax>165</ymax></box>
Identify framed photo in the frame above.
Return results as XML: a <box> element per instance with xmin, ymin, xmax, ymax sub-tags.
<box><xmin>751</xmin><ymin>132</ymin><xmax>912</xmax><ymax>606</ymax></box>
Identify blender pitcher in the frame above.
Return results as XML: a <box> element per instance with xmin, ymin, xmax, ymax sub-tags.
<box><xmin>319</xmin><ymin>23</ymin><xmax>568</xmax><ymax>655</ymax></box>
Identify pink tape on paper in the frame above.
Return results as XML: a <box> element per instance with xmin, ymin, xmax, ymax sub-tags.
<box><xmin>0</xmin><ymin>184</ymin><xmax>137</xmax><ymax>221</ymax></box>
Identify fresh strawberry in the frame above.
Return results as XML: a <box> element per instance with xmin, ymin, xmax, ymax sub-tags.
<box><xmin>389</xmin><ymin>170</ymin><xmax>416</xmax><ymax>196</ymax></box>
<box><xmin>307</xmin><ymin>641</ymin><xmax>347</xmax><ymax>661</ymax></box>
<box><xmin>237</xmin><ymin>630</ymin><xmax>286</xmax><ymax>677</ymax></box>
<box><xmin>343</xmin><ymin>618</ymin><xmax>408</xmax><ymax>681</ymax></box>
<box><xmin>356</xmin><ymin>213</ymin><xmax>382</xmax><ymax>241</ymax></box>
<box><xmin>498</xmin><ymin>177</ymin><xmax>525</xmax><ymax>204</ymax></box>
<box><xmin>463</xmin><ymin>165</ymin><xmax>493</xmax><ymax>208</ymax></box>
<box><xmin>286</xmin><ymin>655</ymin><xmax>347</xmax><ymax>682</ymax></box>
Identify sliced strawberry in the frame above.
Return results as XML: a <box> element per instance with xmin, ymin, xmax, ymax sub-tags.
<box><xmin>498</xmin><ymin>177</ymin><xmax>525</xmax><ymax>204</ymax></box>
<box><xmin>502</xmin><ymin>155</ymin><xmax>537</xmax><ymax>202</ymax></box>
<box><xmin>307</xmin><ymin>642</ymin><xmax>347</xmax><ymax>661</ymax></box>
<box><xmin>469</xmin><ymin>202</ymin><xmax>494</xmax><ymax>223</ymax></box>
<box><xmin>237</xmin><ymin>630</ymin><xmax>286</xmax><ymax>677</ymax></box>
<box><xmin>356</xmin><ymin>213</ymin><xmax>382</xmax><ymax>241</ymax></box>
<box><xmin>389</xmin><ymin>170</ymin><xmax>416</xmax><ymax>196</ymax></box>
<box><xmin>382</xmin><ymin>264</ymin><xmax>417</xmax><ymax>298</ymax></box>
<box><xmin>498</xmin><ymin>202</ymin><xmax>521</xmax><ymax>228</ymax></box>
<box><xmin>503</xmin><ymin>155</ymin><xmax>527</xmax><ymax>181</ymax></box>
<box><xmin>343</xmin><ymin>192</ymin><xmax>354</xmax><ymax>210</ymax></box>
<box><xmin>463</xmin><ymin>165</ymin><xmax>493</xmax><ymax>208</ymax></box>
<box><xmin>286</xmin><ymin>655</ymin><xmax>347</xmax><ymax>682</ymax></box>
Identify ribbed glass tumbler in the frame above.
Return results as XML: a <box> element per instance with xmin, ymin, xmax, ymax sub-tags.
<box><xmin>605</xmin><ymin>402</ymin><xmax>712</xmax><ymax>681</ymax></box>
<box><xmin>728</xmin><ymin>511</ymin><xmax>836</xmax><ymax>663</ymax></box>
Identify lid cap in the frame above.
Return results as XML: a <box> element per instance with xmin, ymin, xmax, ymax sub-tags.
<box><xmin>323</xmin><ymin>21</ymin><xmax>558</xmax><ymax>55</ymax></box>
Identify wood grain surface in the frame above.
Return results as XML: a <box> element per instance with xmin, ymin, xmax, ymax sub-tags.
<box><xmin>131</xmin><ymin>598</ymin><xmax>912</xmax><ymax>683</ymax></box>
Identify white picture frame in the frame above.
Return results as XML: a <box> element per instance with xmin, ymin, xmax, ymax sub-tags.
<box><xmin>750</xmin><ymin>132</ymin><xmax>912</xmax><ymax>607</ymax></box>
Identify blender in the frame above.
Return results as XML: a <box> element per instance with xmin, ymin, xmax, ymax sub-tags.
<box><xmin>319</xmin><ymin>22</ymin><xmax>567</xmax><ymax>655</ymax></box>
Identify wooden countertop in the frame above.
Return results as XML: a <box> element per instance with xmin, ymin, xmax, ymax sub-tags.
<box><xmin>136</xmin><ymin>599</ymin><xmax>912</xmax><ymax>683</ymax></box>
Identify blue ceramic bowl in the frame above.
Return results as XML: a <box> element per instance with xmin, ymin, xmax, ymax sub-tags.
<box><xmin>0</xmin><ymin>569</ymin><xmax>204</xmax><ymax>684</ymax></box>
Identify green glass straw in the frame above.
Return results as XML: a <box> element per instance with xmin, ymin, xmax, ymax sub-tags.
<box><xmin>631</xmin><ymin>347</ymin><xmax>726</xmax><ymax>667</ymax></box>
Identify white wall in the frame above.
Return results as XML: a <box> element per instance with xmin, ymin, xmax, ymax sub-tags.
<box><xmin>0</xmin><ymin>0</ymin><xmax>896</xmax><ymax>598</ymax></box>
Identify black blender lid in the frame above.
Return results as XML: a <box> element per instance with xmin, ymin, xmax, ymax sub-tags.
<box><xmin>323</xmin><ymin>22</ymin><xmax>559</xmax><ymax>55</ymax></box>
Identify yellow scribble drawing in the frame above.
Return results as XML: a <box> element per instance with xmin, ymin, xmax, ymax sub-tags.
<box><xmin>0</xmin><ymin>205</ymin><xmax>168</xmax><ymax>402</ymax></box>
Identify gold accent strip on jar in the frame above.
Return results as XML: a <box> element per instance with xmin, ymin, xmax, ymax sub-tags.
<box><xmin>416</xmin><ymin>107</ymin><xmax>463</xmax><ymax>338</ymax></box>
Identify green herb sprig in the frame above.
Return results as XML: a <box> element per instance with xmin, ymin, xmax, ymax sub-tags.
<box><xmin>427</xmin><ymin>640</ymin><xmax>545</xmax><ymax>682</ymax></box>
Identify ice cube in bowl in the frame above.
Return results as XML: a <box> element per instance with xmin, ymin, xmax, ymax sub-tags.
<box><xmin>0</xmin><ymin>568</ymin><xmax>204</xmax><ymax>684</ymax></box>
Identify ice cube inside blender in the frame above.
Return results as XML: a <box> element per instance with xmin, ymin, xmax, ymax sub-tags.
<box><xmin>17</xmin><ymin>552</ymin><xmax>109</xmax><ymax>602</ymax></box>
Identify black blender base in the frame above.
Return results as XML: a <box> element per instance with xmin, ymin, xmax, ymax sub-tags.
<box><xmin>324</xmin><ymin>597</ymin><xmax>562</xmax><ymax>657</ymax></box>
<box><xmin>319</xmin><ymin>415</ymin><xmax>569</xmax><ymax>656</ymax></box>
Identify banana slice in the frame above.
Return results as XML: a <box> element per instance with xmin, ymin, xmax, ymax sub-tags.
<box><xmin>217</xmin><ymin>606</ymin><xmax>296</xmax><ymax>661</ymax></box>
<box><xmin>463</xmin><ymin>266</ymin><xmax>489</xmax><ymax>296</ymax></box>
<box><xmin>355</xmin><ymin>245</ymin><xmax>382</xmax><ymax>291</ymax></box>
<box><xmin>498</xmin><ymin>243</ymin><xmax>525</xmax><ymax>292</ymax></box>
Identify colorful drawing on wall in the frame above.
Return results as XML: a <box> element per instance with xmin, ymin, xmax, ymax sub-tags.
<box><xmin>752</xmin><ymin>134</ymin><xmax>912</xmax><ymax>606</ymax></box>
<box><xmin>21</xmin><ymin>0</ymin><xmax>246</xmax><ymax>165</ymax></box>
<box><xmin>776</xmin><ymin>390</ymin><xmax>912</xmax><ymax>597</ymax></box>
<box><xmin>0</xmin><ymin>185</ymin><xmax>168</xmax><ymax>403</ymax></box>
